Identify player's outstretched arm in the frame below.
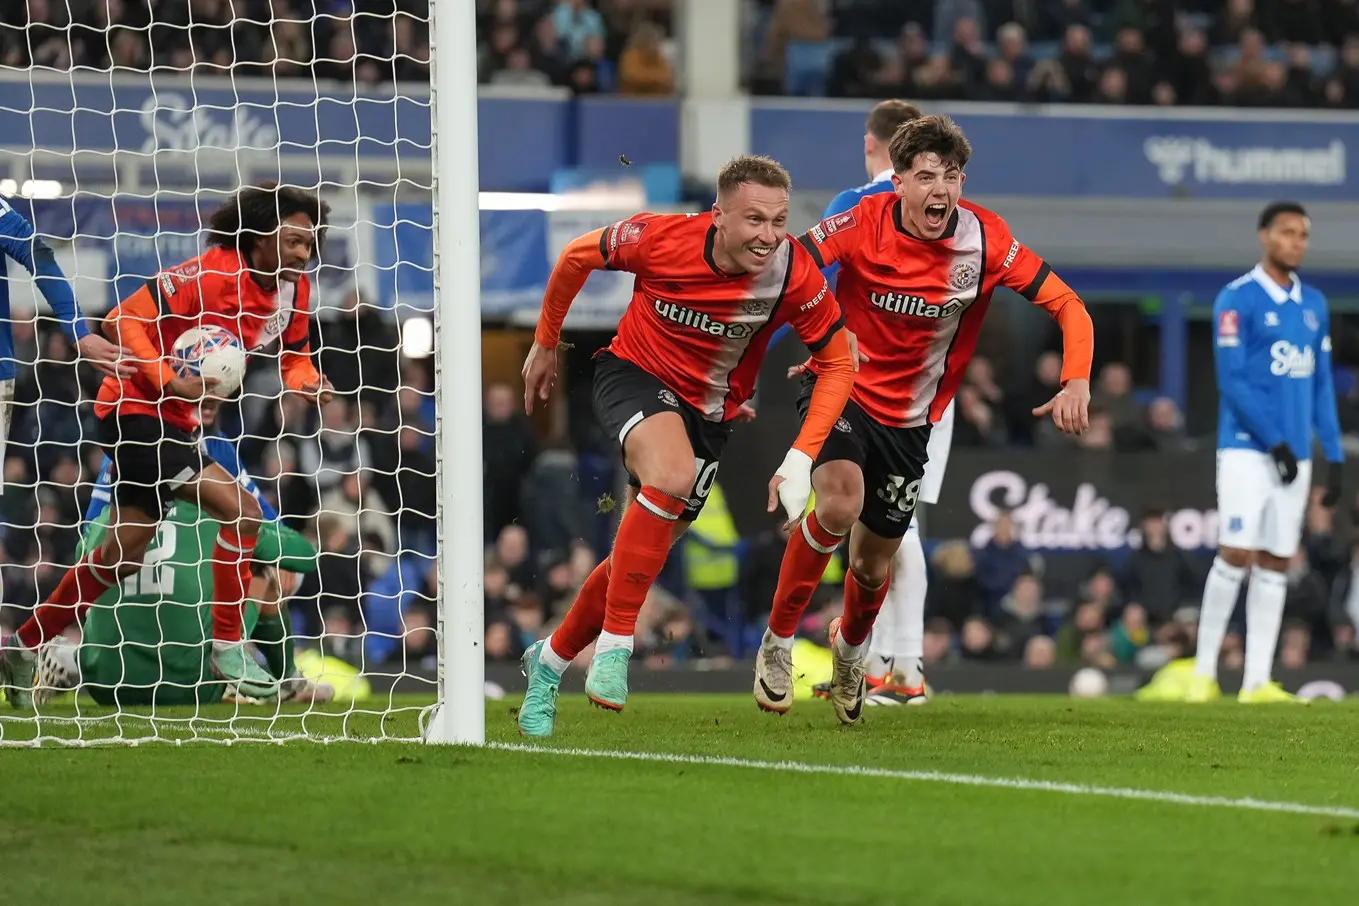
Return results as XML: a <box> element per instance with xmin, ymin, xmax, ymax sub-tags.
<box><xmin>523</xmin><ymin>226</ymin><xmax>611</xmax><ymax>413</ymax></box>
<box><xmin>1025</xmin><ymin>270</ymin><xmax>1093</xmax><ymax>434</ymax></box>
<box><xmin>1313</xmin><ymin>302</ymin><xmax>1344</xmax><ymax>506</ymax></box>
<box><xmin>0</xmin><ymin>200</ymin><xmax>133</xmax><ymax>377</ymax></box>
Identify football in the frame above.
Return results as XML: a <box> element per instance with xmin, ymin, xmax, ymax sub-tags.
<box><xmin>171</xmin><ymin>325</ymin><xmax>246</xmax><ymax>396</ymax></box>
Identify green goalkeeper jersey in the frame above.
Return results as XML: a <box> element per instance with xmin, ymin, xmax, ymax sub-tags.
<box><xmin>78</xmin><ymin>503</ymin><xmax>318</xmax><ymax>705</ymax></box>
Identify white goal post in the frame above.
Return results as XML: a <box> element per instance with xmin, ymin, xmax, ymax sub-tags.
<box><xmin>425</xmin><ymin>0</ymin><xmax>486</xmax><ymax>746</ymax></box>
<box><xmin>0</xmin><ymin>1</ymin><xmax>482</xmax><ymax>745</ymax></box>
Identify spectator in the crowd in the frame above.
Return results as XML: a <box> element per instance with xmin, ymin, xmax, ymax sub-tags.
<box><xmin>922</xmin><ymin>616</ymin><xmax>957</xmax><ymax>667</ymax></box>
<box><xmin>1074</xmin><ymin>408</ymin><xmax>1115</xmax><ymax>451</ymax></box>
<box><xmin>1123</xmin><ymin>507</ymin><xmax>1198</xmax><ymax>624</ymax></box>
<box><xmin>519</xmin><ymin>438</ymin><xmax>591</xmax><ymax>556</ymax></box>
<box><xmin>948</xmin><ymin>17</ymin><xmax>988</xmax><ymax>87</ymax></box>
<box><xmin>1214</xmin><ymin>0</ymin><xmax>1260</xmax><ymax>45</ymax></box>
<box><xmin>1056</xmin><ymin>600</ymin><xmax>1116</xmax><ymax>668</ymax></box>
<box><xmin>994</xmin><ymin>20</ymin><xmax>1032</xmax><ymax>85</ymax></box>
<box><xmin>495</xmin><ymin>523</ymin><xmax>536</xmax><ymax>595</ymax></box>
<box><xmin>529</xmin><ymin>14</ymin><xmax>571</xmax><ymax>84</ymax></box>
<box><xmin>760</xmin><ymin>0</ymin><xmax>831</xmax><ymax>91</ymax></box>
<box><xmin>1108</xmin><ymin>602</ymin><xmax>1150</xmax><ymax>664</ymax></box>
<box><xmin>313</xmin><ymin>291</ymin><xmax>401</xmax><ymax>404</ymax></box>
<box><xmin>553</xmin><ymin>0</ymin><xmax>607</xmax><ymax>59</ymax></box>
<box><xmin>1091</xmin><ymin>362</ymin><xmax>1142</xmax><ymax>439</ymax></box>
<box><xmin>485</xmin><ymin>558</ymin><xmax>513</xmax><ymax>614</ymax></box>
<box><xmin>1094</xmin><ymin>65</ymin><xmax>1129</xmax><ymax>104</ymax></box>
<box><xmin>994</xmin><ymin>573</ymin><xmax>1048</xmax><ymax>657</ymax></box>
<box><xmin>959</xmin><ymin>615</ymin><xmax>1003</xmax><ymax>661</ymax></box>
<box><xmin>1138</xmin><ymin>396</ymin><xmax>1195</xmax><ymax>453</ymax></box>
<box><xmin>953</xmin><ymin>384</ymin><xmax>1008</xmax><ymax>447</ymax></box>
<box><xmin>535</xmin><ymin>553</ymin><xmax>579</xmax><ymax>618</ymax></box>
<box><xmin>1282</xmin><ymin>546</ymin><xmax>1343</xmax><ymax>657</ymax></box>
<box><xmin>1111</xmin><ymin>26</ymin><xmax>1156</xmax><ymax>104</ymax></box>
<box><xmin>977</xmin><ymin>57</ymin><xmax>1023</xmax><ymax>100</ymax></box>
<box><xmin>739</xmin><ymin>520</ymin><xmax>795</xmax><ymax>622</ymax></box>
<box><xmin>1166</xmin><ymin>27</ymin><xmax>1214</xmax><ymax>105</ymax></box>
<box><xmin>1278</xmin><ymin>619</ymin><xmax>1312</xmax><ymax>670</ymax></box>
<box><xmin>964</xmin><ymin>355</ymin><xmax>1006</xmax><ymax>414</ymax></box>
<box><xmin>484</xmin><ymin>619</ymin><xmax>521</xmax><ymax>661</ymax></box>
<box><xmin>1012</xmin><ymin>351</ymin><xmax>1063</xmax><ymax>446</ymax></box>
<box><xmin>1023</xmin><ymin>633</ymin><xmax>1057</xmax><ymax>668</ymax></box>
<box><xmin>400</xmin><ymin>602</ymin><xmax>438</xmax><ymax>669</ymax></box>
<box><xmin>973</xmin><ymin>511</ymin><xmax>1032</xmax><ymax>611</ymax></box>
<box><xmin>926</xmin><ymin>540</ymin><xmax>984</xmax><ymax>630</ymax></box>
<box><xmin>1058</xmin><ymin>23</ymin><xmax>1099</xmax><ymax>102</ymax></box>
<box><xmin>1302</xmin><ymin>487</ymin><xmax>1347</xmax><ymax>588</ymax></box>
<box><xmin>617</xmin><ymin>21</ymin><xmax>673</xmax><ymax>95</ymax></box>
<box><xmin>483</xmin><ymin>381</ymin><xmax>538</xmax><ymax>541</ymax></box>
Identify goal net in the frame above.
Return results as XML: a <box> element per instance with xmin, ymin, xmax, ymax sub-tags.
<box><xmin>0</xmin><ymin>1</ymin><xmax>482</xmax><ymax>746</ymax></box>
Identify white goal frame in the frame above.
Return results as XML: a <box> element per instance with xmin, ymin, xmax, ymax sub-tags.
<box><xmin>423</xmin><ymin>0</ymin><xmax>485</xmax><ymax>746</ymax></box>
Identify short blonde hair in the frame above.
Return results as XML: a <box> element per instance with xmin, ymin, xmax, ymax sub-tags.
<box><xmin>716</xmin><ymin>154</ymin><xmax>792</xmax><ymax>198</ymax></box>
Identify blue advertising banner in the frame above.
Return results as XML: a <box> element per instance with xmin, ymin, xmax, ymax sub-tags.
<box><xmin>751</xmin><ymin>101</ymin><xmax>1359</xmax><ymax>200</ymax></box>
<box><xmin>368</xmin><ymin>202</ymin><xmax>636</xmax><ymax>322</ymax></box>
<box><xmin>2</xmin><ymin>75</ymin><xmax>675</xmax><ymax>193</ymax></box>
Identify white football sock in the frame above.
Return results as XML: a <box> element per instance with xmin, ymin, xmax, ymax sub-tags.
<box><xmin>539</xmin><ymin>635</ymin><xmax>572</xmax><ymax>675</ymax></box>
<box><xmin>763</xmin><ymin>628</ymin><xmax>795</xmax><ymax>650</ymax></box>
<box><xmin>595</xmin><ymin>631</ymin><xmax>633</xmax><ymax>655</ymax></box>
<box><xmin>834</xmin><ymin>630</ymin><xmax>867</xmax><ymax>661</ymax></box>
<box><xmin>1195</xmin><ymin>556</ymin><xmax>1246</xmax><ymax>679</ymax></box>
<box><xmin>893</xmin><ymin>526</ymin><xmax>928</xmax><ymax>672</ymax></box>
<box><xmin>1242</xmin><ymin>567</ymin><xmax>1287</xmax><ymax>693</ymax></box>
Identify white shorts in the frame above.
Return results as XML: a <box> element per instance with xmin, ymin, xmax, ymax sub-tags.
<box><xmin>0</xmin><ymin>378</ymin><xmax>13</xmax><ymax>490</ymax></box>
<box><xmin>1216</xmin><ymin>447</ymin><xmax>1312</xmax><ymax>558</ymax></box>
<box><xmin>918</xmin><ymin>399</ymin><xmax>954</xmax><ymax>505</ymax></box>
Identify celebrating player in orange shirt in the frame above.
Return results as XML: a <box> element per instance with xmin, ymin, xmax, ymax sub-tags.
<box><xmin>0</xmin><ymin>183</ymin><xmax>334</xmax><ymax>707</ymax></box>
<box><xmin>754</xmin><ymin>115</ymin><xmax>1095</xmax><ymax>724</ymax></box>
<box><xmin>517</xmin><ymin>155</ymin><xmax>859</xmax><ymax>737</ymax></box>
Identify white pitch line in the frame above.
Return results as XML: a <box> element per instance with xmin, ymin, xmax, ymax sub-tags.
<box><xmin>489</xmin><ymin>742</ymin><xmax>1359</xmax><ymax>820</ymax></box>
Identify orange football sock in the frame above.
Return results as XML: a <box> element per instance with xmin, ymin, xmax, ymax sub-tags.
<box><xmin>601</xmin><ymin>486</ymin><xmax>685</xmax><ymax>637</ymax></box>
<box><xmin>767</xmin><ymin>510</ymin><xmax>846</xmax><ymax>638</ymax></box>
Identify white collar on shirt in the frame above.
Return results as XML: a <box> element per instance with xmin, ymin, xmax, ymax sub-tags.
<box><xmin>872</xmin><ymin>168</ymin><xmax>893</xmax><ymax>184</ymax></box>
<box><xmin>1250</xmin><ymin>263</ymin><xmax>1302</xmax><ymax>304</ymax></box>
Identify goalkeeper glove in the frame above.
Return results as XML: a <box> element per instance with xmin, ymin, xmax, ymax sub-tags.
<box><xmin>773</xmin><ymin>448</ymin><xmax>814</xmax><ymax>525</ymax></box>
<box><xmin>1268</xmin><ymin>443</ymin><xmax>1299</xmax><ymax>485</ymax></box>
<box><xmin>1323</xmin><ymin>461</ymin><xmax>1344</xmax><ymax>508</ymax></box>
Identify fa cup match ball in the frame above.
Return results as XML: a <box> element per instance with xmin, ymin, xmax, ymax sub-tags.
<box><xmin>172</xmin><ymin>326</ymin><xmax>246</xmax><ymax>396</ymax></box>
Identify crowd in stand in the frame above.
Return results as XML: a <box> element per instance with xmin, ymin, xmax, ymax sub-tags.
<box><xmin>1</xmin><ymin>0</ymin><xmax>432</xmax><ymax>83</ymax></box>
<box><xmin>476</xmin><ymin>0</ymin><xmax>677</xmax><ymax>94</ymax></box>
<box><xmin>757</xmin><ymin>0</ymin><xmax>1359</xmax><ymax>107</ymax></box>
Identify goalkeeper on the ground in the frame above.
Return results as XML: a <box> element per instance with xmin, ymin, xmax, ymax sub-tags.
<box><xmin>38</xmin><ymin>412</ymin><xmax>334</xmax><ymax>706</ymax></box>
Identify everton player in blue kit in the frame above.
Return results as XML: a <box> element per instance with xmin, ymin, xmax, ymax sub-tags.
<box><xmin>764</xmin><ymin>100</ymin><xmax>948</xmax><ymax>704</ymax></box>
<box><xmin>1187</xmin><ymin>202</ymin><xmax>1343</xmax><ymax>704</ymax></box>
<box><xmin>0</xmin><ymin>196</ymin><xmax>131</xmax><ymax>448</ymax></box>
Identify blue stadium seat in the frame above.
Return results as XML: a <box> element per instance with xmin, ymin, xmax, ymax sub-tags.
<box><xmin>784</xmin><ymin>40</ymin><xmax>838</xmax><ymax>96</ymax></box>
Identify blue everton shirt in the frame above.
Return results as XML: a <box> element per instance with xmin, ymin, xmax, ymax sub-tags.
<box><xmin>1213</xmin><ymin>264</ymin><xmax>1342</xmax><ymax>463</ymax></box>
<box><xmin>0</xmin><ymin>196</ymin><xmax>91</xmax><ymax>381</ymax></box>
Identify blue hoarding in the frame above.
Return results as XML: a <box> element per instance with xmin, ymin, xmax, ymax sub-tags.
<box><xmin>1</xmin><ymin>75</ymin><xmax>677</xmax><ymax>193</ymax></box>
<box><xmin>751</xmin><ymin>101</ymin><xmax>1359</xmax><ymax>199</ymax></box>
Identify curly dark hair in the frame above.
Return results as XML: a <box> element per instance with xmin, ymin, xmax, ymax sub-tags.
<box><xmin>205</xmin><ymin>181</ymin><xmax>330</xmax><ymax>262</ymax></box>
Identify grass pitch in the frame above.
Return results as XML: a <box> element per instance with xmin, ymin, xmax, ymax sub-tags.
<box><xmin>3</xmin><ymin>694</ymin><xmax>1358</xmax><ymax>905</ymax></box>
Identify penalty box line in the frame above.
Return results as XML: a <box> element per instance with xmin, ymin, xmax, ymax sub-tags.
<box><xmin>490</xmin><ymin>741</ymin><xmax>1359</xmax><ymax>821</ymax></box>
